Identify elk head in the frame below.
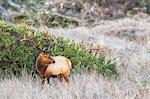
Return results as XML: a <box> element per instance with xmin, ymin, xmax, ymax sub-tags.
<box><xmin>21</xmin><ymin>36</ymin><xmax>55</xmax><ymax>64</ymax></box>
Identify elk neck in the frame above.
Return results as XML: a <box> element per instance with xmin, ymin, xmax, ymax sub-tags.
<box><xmin>36</xmin><ymin>57</ymin><xmax>48</xmax><ymax>75</ymax></box>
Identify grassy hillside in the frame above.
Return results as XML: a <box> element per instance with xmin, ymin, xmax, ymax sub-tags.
<box><xmin>0</xmin><ymin>17</ymin><xmax>150</xmax><ymax>99</ymax></box>
<box><xmin>0</xmin><ymin>0</ymin><xmax>150</xmax><ymax>98</ymax></box>
<box><xmin>38</xmin><ymin>17</ymin><xmax>150</xmax><ymax>98</ymax></box>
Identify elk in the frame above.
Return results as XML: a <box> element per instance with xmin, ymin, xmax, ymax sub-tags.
<box><xmin>22</xmin><ymin>36</ymin><xmax>71</xmax><ymax>84</ymax></box>
<box><xmin>36</xmin><ymin>52</ymin><xmax>71</xmax><ymax>84</ymax></box>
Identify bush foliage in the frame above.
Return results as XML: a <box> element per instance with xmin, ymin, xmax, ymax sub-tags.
<box><xmin>0</xmin><ymin>21</ymin><xmax>118</xmax><ymax>78</ymax></box>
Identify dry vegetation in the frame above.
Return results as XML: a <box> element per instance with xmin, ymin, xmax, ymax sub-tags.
<box><xmin>0</xmin><ymin>0</ymin><xmax>150</xmax><ymax>99</ymax></box>
<box><xmin>0</xmin><ymin>73</ymin><xmax>149</xmax><ymax>99</ymax></box>
<box><xmin>1</xmin><ymin>15</ymin><xmax>150</xmax><ymax>99</ymax></box>
<box><xmin>39</xmin><ymin>16</ymin><xmax>150</xmax><ymax>98</ymax></box>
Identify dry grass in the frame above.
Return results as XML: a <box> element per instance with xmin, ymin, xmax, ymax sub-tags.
<box><xmin>1</xmin><ymin>16</ymin><xmax>150</xmax><ymax>99</ymax></box>
<box><xmin>40</xmin><ymin>16</ymin><xmax>150</xmax><ymax>98</ymax></box>
<box><xmin>0</xmin><ymin>73</ymin><xmax>149</xmax><ymax>99</ymax></box>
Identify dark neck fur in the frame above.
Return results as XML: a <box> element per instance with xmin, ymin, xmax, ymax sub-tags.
<box><xmin>36</xmin><ymin>57</ymin><xmax>48</xmax><ymax>74</ymax></box>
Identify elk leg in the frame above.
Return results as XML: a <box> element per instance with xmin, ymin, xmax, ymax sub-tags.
<box><xmin>41</xmin><ymin>77</ymin><xmax>45</xmax><ymax>85</ymax></box>
<box><xmin>31</xmin><ymin>71</ymin><xmax>36</xmax><ymax>78</ymax></box>
<box><xmin>40</xmin><ymin>76</ymin><xmax>45</xmax><ymax>85</ymax></box>
<box><xmin>63</xmin><ymin>75</ymin><xmax>70</xmax><ymax>83</ymax></box>
<box><xmin>47</xmin><ymin>77</ymin><xmax>50</xmax><ymax>84</ymax></box>
<box><xmin>32</xmin><ymin>70</ymin><xmax>38</xmax><ymax>79</ymax></box>
<box><xmin>59</xmin><ymin>76</ymin><xmax>63</xmax><ymax>82</ymax></box>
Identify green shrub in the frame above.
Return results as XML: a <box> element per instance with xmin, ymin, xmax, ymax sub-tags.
<box><xmin>40</xmin><ymin>12</ymin><xmax>79</xmax><ymax>28</ymax></box>
<box><xmin>11</xmin><ymin>10</ymin><xmax>79</xmax><ymax>28</ymax></box>
<box><xmin>0</xmin><ymin>20</ymin><xmax>118</xmax><ymax>78</ymax></box>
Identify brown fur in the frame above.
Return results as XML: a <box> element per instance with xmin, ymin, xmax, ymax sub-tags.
<box><xmin>35</xmin><ymin>52</ymin><xmax>71</xmax><ymax>84</ymax></box>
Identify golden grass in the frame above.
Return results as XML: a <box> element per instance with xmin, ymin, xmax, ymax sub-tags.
<box><xmin>1</xmin><ymin>16</ymin><xmax>150</xmax><ymax>99</ymax></box>
<box><xmin>0</xmin><ymin>73</ymin><xmax>150</xmax><ymax>99</ymax></box>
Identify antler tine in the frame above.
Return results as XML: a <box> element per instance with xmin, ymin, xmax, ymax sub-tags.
<box><xmin>29</xmin><ymin>38</ymin><xmax>44</xmax><ymax>52</ymax></box>
<box><xmin>48</xmin><ymin>44</ymin><xmax>51</xmax><ymax>52</ymax></box>
<box><xmin>48</xmin><ymin>41</ymin><xmax>55</xmax><ymax>52</ymax></box>
<box><xmin>21</xmin><ymin>36</ymin><xmax>43</xmax><ymax>52</ymax></box>
<box><xmin>21</xmin><ymin>35</ymin><xmax>54</xmax><ymax>54</ymax></box>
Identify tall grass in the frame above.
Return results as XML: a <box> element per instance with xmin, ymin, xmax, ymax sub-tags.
<box><xmin>0</xmin><ymin>15</ymin><xmax>150</xmax><ymax>99</ymax></box>
<box><xmin>0</xmin><ymin>73</ymin><xmax>149</xmax><ymax>99</ymax></box>
<box><xmin>38</xmin><ymin>17</ymin><xmax>150</xmax><ymax>98</ymax></box>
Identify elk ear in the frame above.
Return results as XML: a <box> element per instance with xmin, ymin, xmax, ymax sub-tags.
<box><xmin>39</xmin><ymin>52</ymin><xmax>44</xmax><ymax>57</ymax></box>
<box><xmin>40</xmin><ymin>51</ymin><xmax>45</xmax><ymax>55</ymax></box>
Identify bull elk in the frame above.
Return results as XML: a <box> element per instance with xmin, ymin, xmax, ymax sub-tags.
<box><xmin>22</xmin><ymin>36</ymin><xmax>71</xmax><ymax>84</ymax></box>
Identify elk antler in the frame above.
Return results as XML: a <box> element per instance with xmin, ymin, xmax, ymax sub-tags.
<box><xmin>21</xmin><ymin>36</ymin><xmax>43</xmax><ymax>52</ymax></box>
<box><xmin>48</xmin><ymin>41</ymin><xmax>55</xmax><ymax>52</ymax></box>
